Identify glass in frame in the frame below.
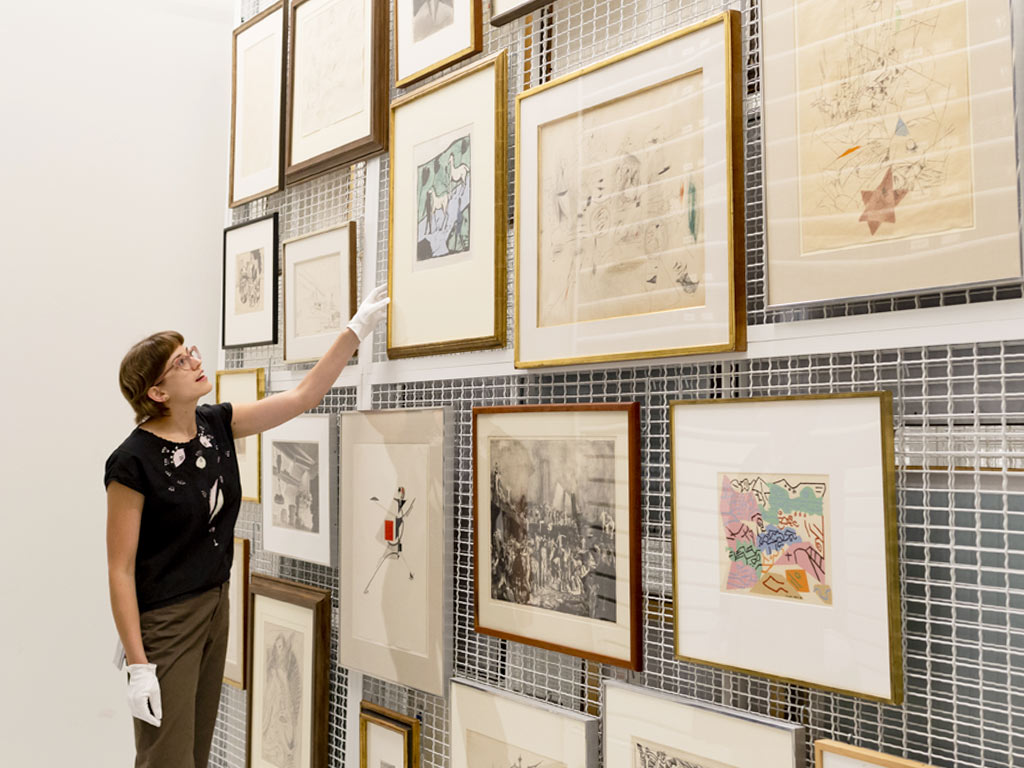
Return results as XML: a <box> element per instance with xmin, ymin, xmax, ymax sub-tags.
<box><xmin>360</xmin><ymin>702</ymin><xmax>420</xmax><ymax>768</ymax></box>
<box><xmin>223</xmin><ymin>214</ymin><xmax>279</xmax><ymax>350</ymax></box>
<box><xmin>393</xmin><ymin>0</ymin><xmax>482</xmax><ymax>88</ymax></box>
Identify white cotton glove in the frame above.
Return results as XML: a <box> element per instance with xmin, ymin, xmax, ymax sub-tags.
<box><xmin>126</xmin><ymin>663</ymin><xmax>163</xmax><ymax>727</ymax></box>
<box><xmin>346</xmin><ymin>284</ymin><xmax>391</xmax><ymax>342</ymax></box>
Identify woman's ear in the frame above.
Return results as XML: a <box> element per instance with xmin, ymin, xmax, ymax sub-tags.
<box><xmin>147</xmin><ymin>385</ymin><xmax>168</xmax><ymax>404</ymax></box>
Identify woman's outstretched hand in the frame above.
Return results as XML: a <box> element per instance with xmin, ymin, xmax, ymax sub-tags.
<box><xmin>346</xmin><ymin>284</ymin><xmax>390</xmax><ymax>342</ymax></box>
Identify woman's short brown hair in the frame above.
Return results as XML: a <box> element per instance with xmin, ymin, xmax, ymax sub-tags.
<box><xmin>118</xmin><ymin>331</ymin><xmax>184</xmax><ymax>424</ymax></box>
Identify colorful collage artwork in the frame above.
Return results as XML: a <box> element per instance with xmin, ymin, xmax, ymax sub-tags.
<box><xmin>718</xmin><ymin>473</ymin><xmax>831</xmax><ymax>605</ymax></box>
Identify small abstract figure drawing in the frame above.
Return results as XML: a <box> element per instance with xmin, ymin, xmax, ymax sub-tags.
<box><xmin>363</xmin><ymin>486</ymin><xmax>417</xmax><ymax>593</ymax></box>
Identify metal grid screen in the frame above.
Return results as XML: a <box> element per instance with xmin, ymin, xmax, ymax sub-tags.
<box><xmin>214</xmin><ymin>1</ymin><xmax>1024</xmax><ymax>767</ymax></box>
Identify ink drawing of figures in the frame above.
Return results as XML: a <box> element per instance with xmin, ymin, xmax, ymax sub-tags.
<box><xmin>466</xmin><ymin>729</ymin><xmax>567</xmax><ymax>768</ymax></box>
<box><xmin>412</xmin><ymin>0</ymin><xmax>455</xmax><ymax>42</ymax></box>
<box><xmin>632</xmin><ymin>738</ymin><xmax>736</xmax><ymax>768</ymax></box>
<box><xmin>235</xmin><ymin>248</ymin><xmax>265</xmax><ymax>314</ymax></box>
<box><xmin>718</xmin><ymin>473</ymin><xmax>831</xmax><ymax>605</ymax></box>
<box><xmin>271</xmin><ymin>441</ymin><xmax>320</xmax><ymax>533</ymax></box>
<box><xmin>536</xmin><ymin>70</ymin><xmax>705</xmax><ymax>328</ymax></box>
<box><xmin>489</xmin><ymin>437</ymin><xmax>617</xmax><ymax>622</ymax></box>
<box><xmin>416</xmin><ymin>131</ymin><xmax>472</xmax><ymax>265</ymax></box>
<box><xmin>293</xmin><ymin>252</ymin><xmax>343</xmax><ymax>338</ymax></box>
<box><xmin>262</xmin><ymin>623</ymin><xmax>303</xmax><ymax>768</ymax></box>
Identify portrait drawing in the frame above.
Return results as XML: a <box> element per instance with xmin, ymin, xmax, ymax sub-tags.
<box><xmin>261</xmin><ymin>622</ymin><xmax>303</xmax><ymax>768</ymax></box>
<box><xmin>235</xmin><ymin>248</ymin><xmax>265</xmax><ymax>314</ymax></box>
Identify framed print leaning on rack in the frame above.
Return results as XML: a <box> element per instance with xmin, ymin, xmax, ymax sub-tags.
<box><xmin>388</xmin><ymin>52</ymin><xmax>507</xmax><ymax>358</ymax></box>
<box><xmin>229</xmin><ymin>2</ymin><xmax>286</xmax><ymax>207</ymax></box>
<box><xmin>248</xmin><ymin>575</ymin><xmax>330</xmax><ymax>768</ymax></box>
<box><xmin>394</xmin><ymin>0</ymin><xmax>482</xmax><ymax>87</ymax></box>
<box><xmin>762</xmin><ymin>0</ymin><xmax>1022</xmax><ymax>305</ymax></box>
<box><xmin>283</xmin><ymin>222</ymin><xmax>357</xmax><ymax>363</ymax></box>
<box><xmin>223</xmin><ymin>214</ymin><xmax>278</xmax><ymax>349</ymax></box>
<box><xmin>360</xmin><ymin>702</ymin><xmax>420</xmax><ymax>768</ymax></box>
<box><xmin>816</xmin><ymin>740</ymin><xmax>933</xmax><ymax>768</ymax></box>
<box><xmin>224</xmin><ymin>537</ymin><xmax>250</xmax><ymax>688</ymax></box>
<box><xmin>216</xmin><ymin>367</ymin><xmax>265</xmax><ymax>501</ymax></box>
<box><xmin>473</xmin><ymin>403</ymin><xmax>641</xmax><ymax>669</ymax></box>
<box><xmin>515</xmin><ymin>11</ymin><xmax>745</xmax><ymax>368</ymax></box>
<box><xmin>286</xmin><ymin>0</ymin><xmax>388</xmax><ymax>182</ymax></box>
<box><xmin>670</xmin><ymin>392</ymin><xmax>902</xmax><ymax>703</ymax></box>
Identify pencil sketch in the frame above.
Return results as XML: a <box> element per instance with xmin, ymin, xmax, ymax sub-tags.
<box><xmin>235</xmin><ymin>248</ymin><xmax>265</xmax><ymax>315</ymax></box>
<box><xmin>295</xmin><ymin>0</ymin><xmax>365</xmax><ymax>139</ymax></box>
<box><xmin>293</xmin><ymin>252</ymin><xmax>343</xmax><ymax>338</ymax></box>
<box><xmin>795</xmin><ymin>0</ymin><xmax>974</xmax><ymax>254</ymax></box>
<box><xmin>261</xmin><ymin>622</ymin><xmax>303</xmax><ymax>768</ymax></box>
<box><xmin>466</xmin><ymin>729</ymin><xmax>567</xmax><ymax>768</ymax></box>
<box><xmin>633</xmin><ymin>738</ymin><xmax>736</xmax><ymax>768</ymax></box>
<box><xmin>412</xmin><ymin>0</ymin><xmax>454</xmax><ymax>42</ymax></box>
<box><xmin>489</xmin><ymin>437</ymin><xmax>617</xmax><ymax>622</ymax></box>
<box><xmin>718</xmin><ymin>472</ymin><xmax>831</xmax><ymax>605</ymax></box>
<box><xmin>536</xmin><ymin>71</ymin><xmax>705</xmax><ymax>328</ymax></box>
<box><xmin>363</xmin><ymin>486</ymin><xmax>417</xmax><ymax>593</ymax></box>
<box><xmin>271</xmin><ymin>441</ymin><xmax>320</xmax><ymax>533</ymax></box>
<box><xmin>416</xmin><ymin>131</ymin><xmax>471</xmax><ymax>263</ymax></box>
<box><xmin>239</xmin><ymin>30</ymin><xmax>278</xmax><ymax>178</ymax></box>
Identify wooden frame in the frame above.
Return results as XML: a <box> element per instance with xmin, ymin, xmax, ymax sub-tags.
<box><xmin>229</xmin><ymin>2</ymin><xmax>286</xmax><ymax>207</ymax></box>
<box><xmin>490</xmin><ymin>0</ymin><xmax>548</xmax><ymax>26</ymax></box>
<box><xmin>216</xmin><ymin>367</ymin><xmax>266</xmax><ymax>502</ymax></box>
<box><xmin>387</xmin><ymin>52</ymin><xmax>507</xmax><ymax>358</ymax></box>
<box><xmin>359</xmin><ymin>702</ymin><xmax>421</xmax><ymax>768</ymax></box>
<box><xmin>285</xmin><ymin>0</ymin><xmax>388</xmax><ymax>183</ymax></box>
<box><xmin>224</xmin><ymin>537</ymin><xmax>251</xmax><ymax>688</ymax></box>
<box><xmin>514</xmin><ymin>11</ymin><xmax>746</xmax><ymax>367</ymax></box>
<box><xmin>472</xmin><ymin>403</ymin><xmax>642</xmax><ymax>670</ymax></box>
<box><xmin>223</xmin><ymin>213</ymin><xmax>279</xmax><ymax>350</ymax></box>
<box><xmin>669</xmin><ymin>392</ymin><xmax>903</xmax><ymax>703</ymax></box>
<box><xmin>816</xmin><ymin>740</ymin><xmax>933</xmax><ymax>768</ymax></box>
<box><xmin>282</xmin><ymin>222</ymin><xmax>358</xmax><ymax>363</ymax></box>
<box><xmin>393</xmin><ymin>0</ymin><xmax>482</xmax><ymax>88</ymax></box>
<box><xmin>247</xmin><ymin>575</ymin><xmax>331</xmax><ymax>768</ymax></box>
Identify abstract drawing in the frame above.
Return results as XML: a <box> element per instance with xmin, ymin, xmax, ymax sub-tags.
<box><xmin>412</xmin><ymin>0</ymin><xmax>455</xmax><ymax>42</ymax></box>
<box><xmin>235</xmin><ymin>248</ymin><xmax>265</xmax><ymax>314</ymax></box>
<box><xmin>293</xmin><ymin>252</ymin><xmax>342</xmax><ymax>337</ymax></box>
<box><xmin>271</xmin><ymin>442</ymin><xmax>320</xmax><ymax>533</ymax></box>
<box><xmin>466</xmin><ymin>729</ymin><xmax>567</xmax><ymax>768</ymax></box>
<box><xmin>489</xmin><ymin>437</ymin><xmax>617</xmax><ymax>622</ymax></box>
<box><xmin>718</xmin><ymin>473</ymin><xmax>830</xmax><ymax>605</ymax></box>
<box><xmin>416</xmin><ymin>131</ymin><xmax>472</xmax><ymax>263</ymax></box>
<box><xmin>363</xmin><ymin>486</ymin><xmax>417</xmax><ymax>593</ymax></box>
<box><xmin>536</xmin><ymin>70</ymin><xmax>705</xmax><ymax>328</ymax></box>
<box><xmin>262</xmin><ymin>623</ymin><xmax>303</xmax><ymax>768</ymax></box>
<box><xmin>633</xmin><ymin>738</ymin><xmax>736</xmax><ymax>768</ymax></box>
<box><xmin>795</xmin><ymin>0</ymin><xmax>973</xmax><ymax>253</ymax></box>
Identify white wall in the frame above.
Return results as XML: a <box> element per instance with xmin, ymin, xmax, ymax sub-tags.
<box><xmin>0</xmin><ymin>1</ymin><xmax>234</xmax><ymax>764</ymax></box>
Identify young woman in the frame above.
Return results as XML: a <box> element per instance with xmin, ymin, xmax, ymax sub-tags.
<box><xmin>105</xmin><ymin>285</ymin><xmax>388</xmax><ymax>768</ymax></box>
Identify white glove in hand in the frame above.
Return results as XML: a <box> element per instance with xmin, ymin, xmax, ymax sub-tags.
<box><xmin>126</xmin><ymin>663</ymin><xmax>162</xmax><ymax>727</ymax></box>
<box><xmin>346</xmin><ymin>284</ymin><xmax>390</xmax><ymax>342</ymax></box>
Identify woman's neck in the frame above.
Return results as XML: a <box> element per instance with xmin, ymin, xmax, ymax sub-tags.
<box><xmin>142</xmin><ymin>403</ymin><xmax>199</xmax><ymax>442</ymax></box>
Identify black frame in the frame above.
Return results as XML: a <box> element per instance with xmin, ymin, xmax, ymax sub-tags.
<box><xmin>222</xmin><ymin>212</ymin><xmax>279</xmax><ymax>349</ymax></box>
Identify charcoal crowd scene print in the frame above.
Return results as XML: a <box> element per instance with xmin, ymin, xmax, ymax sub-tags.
<box><xmin>489</xmin><ymin>437</ymin><xmax>617</xmax><ymax>622</ymax></box>
<box><xmin>718</xmin><ymin>472</ymin><xmax>831</xmax><ymax>605</ymax></box>
<box><xmin>633</xmin><ymin>737</ymin><xmax>734</xmax><ymax>768</ymax></box>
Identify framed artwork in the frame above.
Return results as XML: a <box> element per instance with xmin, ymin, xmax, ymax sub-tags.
<box><xmin>262</xmin><ymin>414</ymin><xmax>337</xmax><ymax>566</ymax></box>
<box><xmin>473</xmin><ymin>403</ymin><xmax>641</xmax><ymax>669</ymax></box>
<box><xmin>816</xmin><ymin>740</ymin><xmax>932</xmax><ymax>768</ymax></box>
<box><xmin>339</xmin><ymin>408</ymin><xmax>451</xmax><ymax>696</ymax></box>
<box><xmin>247</xmin><ymin>575</ymin><xmax>330</xmax><ymax>768</ymax></box>
<box><xmin>762</xmin><ymin>0</ymin><xmax>1022</xmax><ymax>305</ymax></box>
<box><xmin>490</xmin><ymin>0</ymin><xmax>548</xmax><ymax>27</ymax></box>
<box><xmin>604</xmin><ymin>680</ymin><xmax>804</xmax><ymax>768</ymax></box>
<box><xmin>224</xmin><ymin>537</ymin><xmax>250</xmax><ymax>688</ymax></box>
<box><xmin>229</xmin><ymin>2</ymin><xmax>286</xmax><ymax>207</ymax></box>
<box><xmin>450</xmin><ymin>679</ymin><xmax>598</xmax><ymax>768</ymax></box>
<box><xmin>394</xmin><ymin>0</ymin><xmax>482</xmax><ymax>88</ymax></box>
<box><xmin>670</xmin><ymin>392</ymin><xmax>902</xmax><ymax>702</ymax></box>
<box><xmin>388</xmin><ymin>52</ymin><xmax>507</xmax><ymax>358</ymax></box>
<box><xmin>360</xmin><ymin>702</ymin><xmax>420</xmax><ymax>768</ymax></box>
<box><xmin>515</xmin><ymin>12</ymin><xmax>745</xmax><ymax>368</ymax></box>
<box><xmin>283</xmin><ymin>222</ymin><xmax>357</xmax><ymax>363</ymax></box>
<box><xmin>223</xmin><ymin>214</ymin><xmax>279</xmax><ymax>349</ymax></box>
<box><xmin>286</xmin><ymin>0</ymin><xmax>388</xmax><ymax>182</ymax></box>
<box><xmin>216</xmin><ymin>367</ymin><xmax>266</xmax><ymax>502</ymax></box>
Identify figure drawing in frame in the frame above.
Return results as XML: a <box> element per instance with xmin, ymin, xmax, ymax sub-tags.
<box><xmin>271</xmin><ymin>441</ymin><xmax>320</xmax><ymax>533</ymax></box>
<box><xmin>632</xmin><ymin>738</ymin><xmax>735</xmax><ymax>768</ymax></box>
<box><xmin>363</xmin><ymin>486</ymin><xmax>417</xmax><ymax>593</ymax></box>
<box><xmin>417</xmin><ymin>131</ymin><xmax>472</xmax><ymax>263</ymax></box>
<box><xmin>466</xmin><ymin>729</ymin><xmax>567</xmax><ymax>768</ymax></box>
<box><xmin>489</xmin><ymin>437</ymin><xmax>617</xmax><ymax>622</ymax></box>
<box><xmin>262</xmin><ymin>623</ymin><xmax>303</xmax><ymax>768</ymax></box>
<box><xmin>719</xmin><ymin>472</ymin><xmax>831</xmax><ymax>605</ymax></box>
<box><xmin>413</xmin><ymin>0</ymin><xmax>455</xmax><ymax>42</ymax></box>
<box><xmin>235</xmin><ymin>248</ymin><xmax>265</xmax><ymax>314</ymax></box>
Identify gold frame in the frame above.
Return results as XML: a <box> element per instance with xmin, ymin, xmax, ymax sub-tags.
<box><xmin>513</xmin><ymin>11</ymin><xmax>746</xmax><ymax>368</ymax></box>
<box><xmin>386</xmin><ymin>51</ymin><xmax>508</xmax><ymax>358</ymax></box>
<box><xmin>668</xmin><ymin>391</ymin><xmax>904</xmax><ymax>704</ymax></box>
<box><xmin>223</xmin><ymin>536</ymin><xmax>251</xmax><ymax>689</ymax></box>
<box><xmin>359</xmin><ymin>701</ymin><xmax>420</xmax><ymax>768</ymax></box>
<box><xmin>215</xmin><ymin>367</ymin><xmax>266</xmax><ymax>503</ymax></box>
<box><xmin>816</xmin><ymin>739</ymin><xmax>932</xmax><ymax>768</ymax></box>
<box><xmin>282</xmin><ymin>221</ymin><xmax>359</xmax><ymax>364</ymax></box>
<box><xmin>228</xmin><ymin>1</ymin><xmax>286</xmax><ymax>208</ymax></box>
<box><xmin>393</xmin><ymin>0</ymin><xmax>483</xmax><ymax>88</ymax></box>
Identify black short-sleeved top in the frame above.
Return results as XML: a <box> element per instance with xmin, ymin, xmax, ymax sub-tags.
<box><xmin>104</xmin><ymin>403</ymin><xmax>242</xmax><ymax>612</ymax></box>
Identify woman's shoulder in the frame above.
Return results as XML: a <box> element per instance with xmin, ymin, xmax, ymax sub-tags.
<box><xmin>197</xmin><ymin>402</ymin><xmax>234</xmax><ymax>438</ymax></box>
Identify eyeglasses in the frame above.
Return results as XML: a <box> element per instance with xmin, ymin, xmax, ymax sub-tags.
<box><xmin>154</xmin><ymin>345</ymin><xmax>202</xmax><ymax>385</ymax></box>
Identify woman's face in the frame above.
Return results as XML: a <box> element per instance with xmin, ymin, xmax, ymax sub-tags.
<box><xmin>153</xmin><ymin>344</ymin><xmax>213</xmax><ymax>403</ymax></box>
